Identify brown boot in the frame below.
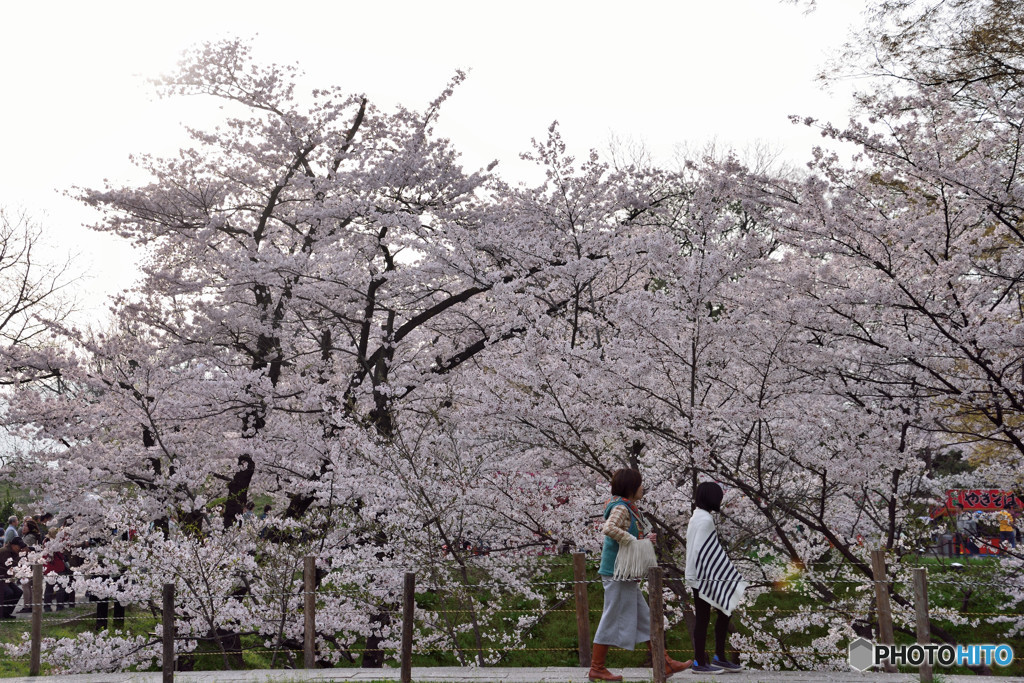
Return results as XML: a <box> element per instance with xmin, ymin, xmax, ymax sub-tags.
<box><xmin>647</xmin><ymin>642</ymin><xmax>692</xmax><ymax>676</ymax></box>
<box><xmin>588</xmin><ymin>644</ymin><xmax>623</xmax><ymax>682</ymax></box>
<box><xmin>665</xmin><ymin>652</ymin><xmax>693</xmax><ymax>675</ymax></box>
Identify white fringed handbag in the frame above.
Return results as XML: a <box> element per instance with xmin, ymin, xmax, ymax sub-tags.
<box><xmin>613</xmin><ymin>508</ymin><xmax>658</xmax><ymax>580</ymax></box>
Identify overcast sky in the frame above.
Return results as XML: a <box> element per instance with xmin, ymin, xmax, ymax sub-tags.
<box><xmin>0</xmin><ymin>0</ymin><xmax>865</xmax><ymax>319</ymax></box>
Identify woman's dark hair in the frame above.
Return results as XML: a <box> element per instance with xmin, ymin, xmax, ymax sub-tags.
<box><xmin>610</xmin><ymin>468</ymin><xmax>643</xmax><ymax>499</ymax></box>
<box><xmin>694</xmin><ymin>481</ymin><xmax>724</xmax><ymax>512</ymax></box>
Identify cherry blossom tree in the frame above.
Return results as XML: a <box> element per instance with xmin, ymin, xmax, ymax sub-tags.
<box><xmin>0</xmin><ymin>39</ymin><xmax>676</xmax><ymax>672</ymax></box>
<box><xmin>0</xmin><ymin>210</ymin><xmax>75</xmax><ymax>386</ymax></box>
<box><xmin>729</xmin><ymin>72</ymin><xmax>1024</xmax><ymax>666</ymax></box>
<box><xmin>828</xmin><ymin>0</ymin><xmax>1024</xmax><ymax>97</ymax></box>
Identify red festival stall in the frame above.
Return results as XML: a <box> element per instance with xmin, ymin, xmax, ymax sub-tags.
<box><xmin>931</xmin><ymin>489</ymin><xmax>1023</xmax><ymax>517</ymax></box>
<box><xmin>931</xmin><ymin>489</ymin><xmax>1022</xmax><ymax>555</ymax></box>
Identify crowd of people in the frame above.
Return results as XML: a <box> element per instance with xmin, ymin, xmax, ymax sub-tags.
<box><xmin>1</xmin><ymin>513</ymin><xmax>75</xmax><ymax>619</ymax></box>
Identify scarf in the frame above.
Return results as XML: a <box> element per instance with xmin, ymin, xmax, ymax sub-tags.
<box><xmin>685</xmin><ymin>508</ymin><xmax>747</xmax><ymax>615</ymax></box>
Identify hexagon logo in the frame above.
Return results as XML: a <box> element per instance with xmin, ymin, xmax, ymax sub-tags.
<box><xmin>848</xmin><ymin>637</ymin><xmax>875</xmax><ymax>671</ymax></box>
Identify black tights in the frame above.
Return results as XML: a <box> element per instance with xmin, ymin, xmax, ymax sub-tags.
<box><xmin>692</xmin><ymin>589</ymin><xmax>730</xmax><ymax>666</ymax></box>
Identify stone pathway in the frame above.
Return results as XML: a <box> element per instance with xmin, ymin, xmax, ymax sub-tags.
<box><xmin>1</xmin><ymin>668</ymin><xmax>1022</xmax><ymax>683</ymax></box>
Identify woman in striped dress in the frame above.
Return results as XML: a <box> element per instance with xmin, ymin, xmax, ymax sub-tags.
<box><xmin>685</xmin><ymin>481</ymin><xmax>747</xmax><ymax>674</ymax></box>
<box><xmin>589</xmin><ymin>468</ymin><xmax>692</xmax><ymax>681</ymax></box>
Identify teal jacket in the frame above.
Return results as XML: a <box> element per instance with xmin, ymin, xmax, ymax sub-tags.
<box><xmin>598</xmin><ymin>498</ymin><xmax>639</xmax><ymax>577</ymax></box>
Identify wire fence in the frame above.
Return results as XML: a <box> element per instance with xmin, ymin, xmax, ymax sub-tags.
<box><xmin>1</xmin><ymin>550</ymin><xmax>1022</xmax><ymax>682</ymax></box>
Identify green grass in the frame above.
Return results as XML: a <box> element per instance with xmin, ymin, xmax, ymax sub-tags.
<box><xmin>899</xmin><ymin>556</ymin><xmax>1023</xmax><ymax>677</ymax></box>
<box><xmin>0</xmin><ymin>603</ymin><xmax>161</xmax><ymax>677</ymax></box>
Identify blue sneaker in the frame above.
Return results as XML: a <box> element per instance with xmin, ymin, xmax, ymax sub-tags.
<box><xmin>711</xmin><ymin>656</ymin><xmax>743</xmax><ymax>673</ymax></box>
<box><xmin>690</xmin><ymin>661</ymin><xmax>723</xmax><ymax>674</ymax></box>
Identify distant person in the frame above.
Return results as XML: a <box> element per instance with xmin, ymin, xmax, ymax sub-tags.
<box><xmin>16</xmin><ymin>518</ymin><xmax>43</xmax><ymax>615</ymax></box>
<box><xmin>3</xmin><ymin>517</ymin><xmax>17</xmax><ymax>545</ymax></box>
<box><xmin>0</xmin><ymin>537</ymin><xmax>28</xmax><ymax>619</ymax></box>
<box><xmin>1016</xmin><ymin>495</ymin><xmax>1023</xmax><ymax>545</ymax></box>
<box><xmin>953</xmin><ymin>503</ymin><xmax>980</xmax><ymax>555</ymax></box>
<box><xmin>997</xmin><ymin>503</ymin><xmax>1017</xmax><ymax>550</ymax></box>
<box><xmin>941</xmin><ymin>499</ymin><xmax>960</xmax><ymax>555</ymax></box>
<box><xmin>37</xmin><ymin>512</ymin><xmax>54</xmax><ymax>538</ymax></box>
<box><xmin>42</xmin><ymin>528</ymin><xmax>68</xmax><ymax>612</ymax></box>
<box><xmin>685</xmin><ymin>481</ymin><xmax>747</xmax><ymax>674</ymax></box>
<box><xmin>242</xmin><ymin>501</ymin><xmax>256</xmax><ymax>523</ymax></box>
<box><xmin>258</xmin><ymin>505</ymin><xmax>273</xmax><ymax>539</ymax></box>
<box><xmin>21</xmin><ymin>518</ymin><xmax>41</xmax><ymax>547</ymax></box>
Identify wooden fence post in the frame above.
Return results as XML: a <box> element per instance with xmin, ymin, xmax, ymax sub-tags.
<box><xmin>113</xmin><ymin>600</ymin><xmax>125</xmax><ymax>629</ymax></box>
<box><xmin>913</xmin><ymin>567</ymin><xmax>933</xmax><ymax>683</ymax></box>
<box><xmin>162</xmin><ymin>583</ymin><xmax>175</xmax><ymax>683</ymax></box>
<box><xmin>401</xmin><ymin>571</ymin><xmax>415</xmax><ymax>683</ymax></box>
<box><xmin>304</xmin><ymin>556</ymin><xmax>316</xmax><ymax>669</ymax></box>
<box><xmin>648</xmin><ymin>567</ymin><xmax>666</xmax><ymax>683</ymax></box>
<box><xmin>30</xmin><ymin>564</ymin><xmax>42</xmax><ymax>676</ymax></box>
<box><xmin>870</xmin><ymin>549</ymin><xmax>897</xmax><ymax>673</ymax></box>
<box><xmin>573</xmin><ymin>553</ymin><xmax>592</xmax><ymax>668</ymax></box>
<box><xmin>94</xmin><ymin>598</ymin><xmax>109</xmax><ymax>632</ymax></box>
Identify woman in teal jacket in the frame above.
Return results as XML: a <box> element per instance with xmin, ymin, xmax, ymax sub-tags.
<box><xmin>588</xmin><ymin>468</ymin><xmax>691</xmax><ymax>681</ymax></box>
